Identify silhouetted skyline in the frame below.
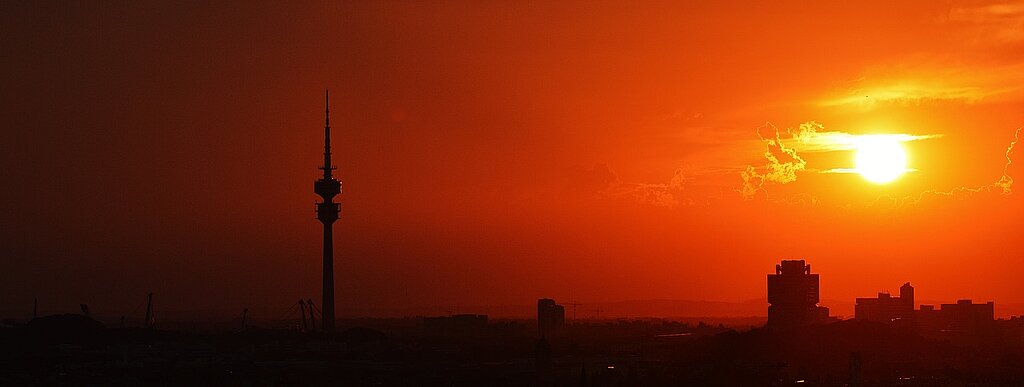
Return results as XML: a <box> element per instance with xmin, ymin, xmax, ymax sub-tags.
<box><xmin>7</xmin><ymin>258</ymin><xmax>1024</xmax><ymax>386</ymax></box>
<box><xmin>5</xmin><ymin>2</ymin><xmax>1024</xmax><ymax>385</ymax></box>
<box><xmin>3</xmin><ymin>2</ymin><xmax>1024</xmax><ymax>320</ymax></box>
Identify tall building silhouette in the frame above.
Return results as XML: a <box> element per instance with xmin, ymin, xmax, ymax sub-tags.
<box><xmin>537</xmin><ymin>298</ymin><xmax>565</xmax><ymax>336</ymax></box>
<box><xmin>313</xmin><ymin>90</ymin><xmax>341</xmax><ymax>333</ymax></box>
<box><xmin>767</xmin><ymin>260</ymin><xmax>829</xmax><ymax>327</ymax></box>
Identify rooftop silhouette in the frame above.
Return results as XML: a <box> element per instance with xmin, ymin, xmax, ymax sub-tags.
<box><xmin>767</xmin><ymin>260</ymin><xmax>831</xmax><ymax>328</ymax></box>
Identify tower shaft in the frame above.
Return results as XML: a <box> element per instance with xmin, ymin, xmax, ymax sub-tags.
<box><xmin>313</xmin><ymin>89</ymin><xmax>341</xmax><ymax>333</ymax></box>
<box><xmin>322</xmin><ymin>223</ymin><xmax>335</xmax><ymax>331</ymax></box>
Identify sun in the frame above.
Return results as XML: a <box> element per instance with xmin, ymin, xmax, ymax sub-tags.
<box><xmin>854</xmin><ymin>135</ymin><xmax>908</xmax><ymax>184</ymax></box>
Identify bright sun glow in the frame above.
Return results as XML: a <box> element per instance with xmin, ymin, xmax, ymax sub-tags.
<box><xmin>854</xmin><ymin>136</ymin><xmax>908</xmax><ymax>183</ymax></box>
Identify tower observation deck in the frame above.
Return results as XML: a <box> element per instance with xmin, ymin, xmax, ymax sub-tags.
<box><xmin>314</xmin><ymin>89</ymin><xmax>341</xmax><ymax>333</ymax></box>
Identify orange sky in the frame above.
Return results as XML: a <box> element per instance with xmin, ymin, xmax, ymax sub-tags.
<box><xmin>2</xmin><ymin>1</ymin><xmax>1023</xmax><ymax>319</ymax></box>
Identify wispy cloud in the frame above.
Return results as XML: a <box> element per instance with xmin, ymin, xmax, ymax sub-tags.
<box><xmin>788</xmin><ymin>121</ymin><xmax>942</xmax><ymax>153</ymax></box>
<box><xmin>738</xmin><ymin>122</ymin><xmax>806</xmax><ymax>200</ymax></box>
<box><xmin>819</xmin><ymin>83</ymin><xmax>1002</xmax><ymax>108</ymax></box>
<box><xmin>572</xmin><ymin>163</ymin><xmax>695</xmax><ymax>208</ymax></box>
<box><xmin>906</xmin><ymin>127</ymin><xmax>1019</xmax><ymax>203</ymax></box>
<box><xmin>947</xmin><ymin>1</ymin><xmax>1024</xmax><ymax>46</ymax></box>
<box><xmin>606</xmin><ymin>167</ymin><xmax>694</xmax><ymax>207</ymax></box>
<box><xmin>818</xmin><ymin>1</ymin><xmax>1024</xmax><ymax>110</ymax></box>
<box><xmin>818</xmin><ymin>65</ymin><xmax>1024</xmax><ymax>109</ymax></box>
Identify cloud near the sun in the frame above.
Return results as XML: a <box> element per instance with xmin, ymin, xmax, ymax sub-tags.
<box><xmin>738</xmin><ymin>121</ymin><xmax>943</xmax><ymax>200</ymax></box>
<box><xmin>788</xmin><ymin>121</ymin><xmax>943</xmax><ymax>153</ymax></box>
<box><xmin>580</xmin><ymin>121</ymin><xmax>1014</xmax><ymax>207</ymax></box>
<box><xmin>738</xmin><ymin>123</ymin><xmax>805</xmax><ymax>200</ymax></box>
<box><xmin>737</xmin><ymin>120</ymin><xmax>1022</xmax><ymax>206</ymax></box>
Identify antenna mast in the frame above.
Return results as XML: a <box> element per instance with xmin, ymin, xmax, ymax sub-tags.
<box><xmin>312</xmin><ymin>90</ymin><xmax>341</xmax><ymax>333</ymax></box>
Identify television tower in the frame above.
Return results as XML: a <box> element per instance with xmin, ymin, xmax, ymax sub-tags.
<box><xmin>313</xmin><ymin>89</ymin><xmax>341</xmax><ymax>333</ymax></box>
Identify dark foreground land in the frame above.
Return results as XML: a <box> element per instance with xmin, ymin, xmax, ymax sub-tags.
<box><xmin>3</xmin><ymin>315</ymin><xmax>1024</xmax><ymax>386</ymax></box>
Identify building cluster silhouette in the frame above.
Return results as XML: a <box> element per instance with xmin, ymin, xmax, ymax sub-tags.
<box><xmin>855</xmin><ymin>282</ymin><xmax>915</xmax><ymax>323</ymax></box>
<box><xmin>768</xmin><ymin>259</ymin><xmax>1003</xmax><ymax>344</ymax></box>
<box><xmin>857</xmin><ymin>282</ymin><xmax>996</xmax><ymax>343</ymax></box>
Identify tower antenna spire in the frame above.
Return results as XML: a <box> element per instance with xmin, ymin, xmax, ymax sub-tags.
<box><xmin>313</xmin><ymin>89</ymin><xmax>341</xmax><ymax>333</ymax></box>
<box><xmin>322</xmin><ymin>89</ymin><xmax>333</xmax><ymax>179</ymax></box>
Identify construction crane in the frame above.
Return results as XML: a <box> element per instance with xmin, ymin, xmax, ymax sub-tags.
<box><xmin>240</xmin><ymin>308</ymin><xmax>248</xmax><ymax>331</ymax></box>
<box><xmin>307</xmin><ymin>299</ymin><xmax>319</xmax><ymax>332</ymax></box>
<box><xmin>566</xmin><ymin>302</ymin><xmax>583</xmax><ymax>320</ymax></box>
<box><xmin>144</xmin><ymin>292</ymin><xmax>154</xmax><ymax>329</ymax></box>
<box><xmin>298</xmin><ymin>299</ymin><xmax>309</xmax><ymax>332</ymax></box>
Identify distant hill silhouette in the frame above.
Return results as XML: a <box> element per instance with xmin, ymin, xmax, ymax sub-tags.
<box><xmin>341</xmin><ymin>299</ymin><xmax>777</xmax><ymax>319</ymax></box>
<box><xmin>337</xmin><ymin>299</ymin><xmax>1024</xmax><ymax>320</ymax></box>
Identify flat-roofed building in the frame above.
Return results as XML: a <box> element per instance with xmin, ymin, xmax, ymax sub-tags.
<box><xmin>917</xmin><ymin>299</ymin><xmax>995</xmax><ymax>344</ymax></box>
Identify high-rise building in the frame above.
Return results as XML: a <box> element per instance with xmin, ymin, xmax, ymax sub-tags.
<box><xmin>767</xmin><ymin>260</ymin><xmax>829</xmax><ymax>327</ymax></box>
<box><xmin>313</xmin><ymin>90</ymin><xmax>341</xmax><ymax>333</ymax></box>
<box><xmin>855</xmin><ymin>282</ymin><xmax>915</xmax><ymax>323</ymax></box>
<box><xmin>537</xmin><ymin>298</ymin><xmax>565</xmax><ymax>335</ymax></box>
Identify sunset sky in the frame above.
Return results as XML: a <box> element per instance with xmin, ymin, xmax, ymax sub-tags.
<box><xmin>3</xmin><ymin>0</ymin><xmax>1023</xmax><ymax>319</ymax></box>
